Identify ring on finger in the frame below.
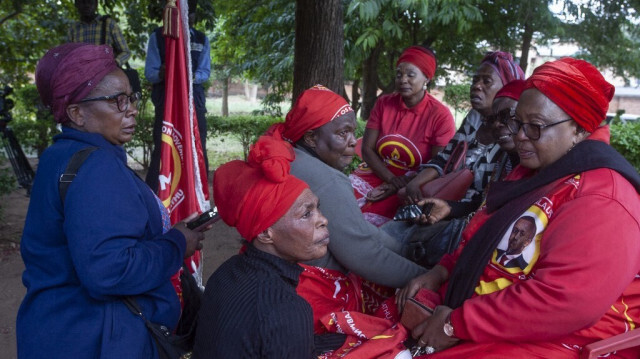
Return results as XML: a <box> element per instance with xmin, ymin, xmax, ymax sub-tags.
<box><xmin>424</xmin><ymin>346</ymin><xmax>436</xmax><ymax>354</ymax></box>
<box><xmin>418</xmin><ymin>339</ymin><xmax>427</xmax><ymax>346</ymax></box>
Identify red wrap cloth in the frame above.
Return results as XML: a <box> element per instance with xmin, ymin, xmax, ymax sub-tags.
<box><xmin>297</xmin><ymin>265</ymin><xmax>409</xmax><ymax>358</ymax></box>
<box><xmin>213</xmin><ymin>136</ymin><xmax>308</xmax><ymax>241</ymax></box>
<box><xmin>481</xmin><ymin>51</ymin><xmax>525</xmax><ymax>86</ymax></box>
<box><xmin>35</xmin><ymin>43</ymin><xmax>119</xmax><ymax>123</ymax></box>
<box><xmin>524</xmin><ymin>57</ymin><xmax>614</xmax><ymax>133</ymax></box>
<box><xmin>267</xmin><ymin>85</ymin><xmax>353</xmax><ymax>143</ymax></box>
<box><xmin>396</xmin><ymin>46</ymin><xmax>437</xmax><ymax>80</ymax></box>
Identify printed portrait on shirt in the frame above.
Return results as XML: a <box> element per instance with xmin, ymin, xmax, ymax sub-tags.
<box><xmin>493</xmin><ymin>209</ymin><xmax>545</xmax><ymax>273</ymax></box>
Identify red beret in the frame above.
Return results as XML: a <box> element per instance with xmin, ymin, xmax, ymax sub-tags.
<box><xmin>396</xmin><ymin>46</ymin><xmax>437</xmax><ymax>80</ymax></box>
<box><xmin>267</xmin><ymin>85</ymin><xmax>353</xmax><ymax>143</ymax></box>
<box><xmin>35</xmin><ymin>43</ymin><xmax>119</xmax><ymax>123</ymax></box>
<box><xmin>494</xmin><ymin>79</ymin><xmax>527</xmax><ymax>101</ymax></box>
<box><xmin>524</xmin><ymin>58</ymin><xmax>614</xmax><ymax>133</ymax></box>
<box><xmin>213</xmin><ymin>136</ymin><xmax>308</xmax><ymax>241</ymax></box>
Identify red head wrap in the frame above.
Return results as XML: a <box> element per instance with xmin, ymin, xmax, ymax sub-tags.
<box><xmin>481</xmin><ymin>51</ymin><xmax>525</xmax><ymax>86</ymax></box>
<box><xmin>36</xmin><ymin>43</ymin><xmax>119</xmax><ymax>123</ymax></box>
<box><xmin>524</xmin><ymin>58</ymin><xmax>614</xmax><ymax>133</ymax></box>
<box><xmin>213</xmin><ymin>136</ymin><xmax>309</xmax><ymax>241</ymax></box>
<box><xmin>396</xmin><ymin>46</ymin><xmax>437</xmax><ymax>80</ymax></box>
<box><xmin>267</xmin><ymin>85</ymin><xmax>354</xmax><ymax>143</ymax></box>
<box><xmin>494</xmin><ymin>79</ymin><xmax>527</xmax><ymax>101</ymax></box>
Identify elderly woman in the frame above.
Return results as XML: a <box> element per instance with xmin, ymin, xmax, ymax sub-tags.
<box><xmin>194</xmin><ymin>136</ymin><xmax>347</xmax><ymax>357</ymax></box>
<box><xmin>267</xmin><ymin>85</ymin><xmax>426</xmax><ymax>332</ymax></box>
<box><xmin>404</xmin><ymin>51</ymin><xmax>525</xmax><ymax>205</ymax></box>
<box><xmin>16</xmin><ymin>43</ymin><xmax>204</xmax><ymax>358</ymax></box>
<box><xmin>398</xmin><ymin>58</ymin><xmax>640</xmax><ymax>358</ymax></box>
<box><xmin>350</xmin><ymin>46</ymin><xmax>455</xmax><ymax>226</ymax></box>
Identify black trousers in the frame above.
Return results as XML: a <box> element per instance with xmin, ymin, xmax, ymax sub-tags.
<box><xmin>145</xmin><ymin>83</ymin><xmax>209</xmax><ymax>193</ymax></box>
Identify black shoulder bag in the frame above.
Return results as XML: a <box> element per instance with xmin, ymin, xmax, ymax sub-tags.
<box><xmin>100</xmin><ymin>15</ymin><xmax>142</xmax><ymax>94</ymax></box>
<box><xmin>60</xmin><ymin>148</ymin><xmax>201</xmax><ymax>359</ymax></box>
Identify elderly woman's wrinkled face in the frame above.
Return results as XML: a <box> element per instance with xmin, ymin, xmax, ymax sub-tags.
<box><xmin>268</xmin><ymin>189</ymin><xmax>329</xmax><ymax>263</ymax></box>
<box><xmin>490</xmin><ymin>97</ymin><xmax>518</xmax><ymax>152</ymax></box>
<box><xmin>395</xmin><ymin>62</ymin><xmax>428</xmax><ymax>105</ymax></box>
<box><xmin>307</xmin><ymin>113</ymin><xmax>357</xmax><ymax>171</ymax></box>
<box><xmin>470</xmin><ymin>63</ymin><xmax>503</xmax><ymax>116</ymax></box>
<box><xmin>513</xmin><ymin>89</ymin><xmax>586</xmax><ymax>170</ymax></box>
<box><xmin>69</xmin><ymin>69</ymin><xmax>138</xmax><ymax>146</ymax></box>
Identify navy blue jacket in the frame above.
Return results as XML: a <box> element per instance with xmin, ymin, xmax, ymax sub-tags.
<box><xmin>17</xmin><ymin>128</ymin><xmax>186</xmax><ymax>358</ymax></box>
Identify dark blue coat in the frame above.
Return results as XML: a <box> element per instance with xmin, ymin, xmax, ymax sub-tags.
<box><xmin>17</xmin><ymin>128</ymin><xmax>185</xmax><ymax>358</ymax></box>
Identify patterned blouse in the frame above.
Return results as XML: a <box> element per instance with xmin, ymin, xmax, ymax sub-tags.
<box><xmin>422</xmin><ymin>109</ymin><xmax>505</xmax><ymax>203</ymax></box>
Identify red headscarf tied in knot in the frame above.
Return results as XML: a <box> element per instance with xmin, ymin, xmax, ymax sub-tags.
<box><xmin>268</xmin><ymin>85</ymin><xmax>354</xmax><ymax>143</ymax></box>
<box><xmin>214</xmin><ymin>136</ymin><xmax>309</xmax><ymax>241</ymax></box>
<box><xmin>481</xmin><ymin>51</ymin><xmax>525</xmax><ymax>86</ymax></box>
<box><xmin>494</xmin><ymin>79</ymin><xmax>527</xmax><ymax>101</ymax></box>
<box><xmin>35</xmin><ymin>43</ymin><xmax>119</xmax><ymax>123</ymax></box>
<box><xmin>524</xmin><ymin>58</ymin><xmax>614</xmax><ymax>133</ymax></box>
<box><xmin>396</xmin><ymin>46</ymin><xmax>437</xmax><ymax>80</ymax></box>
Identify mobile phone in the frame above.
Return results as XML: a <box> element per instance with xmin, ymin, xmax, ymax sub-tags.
<box><xmin>186</xmin><ymin>207</ymin><xmax>220</xmax><ymax>231</ymax></box>
<box><xmin>421</xmin><ymin>202</ymin><xmax>434</xmax><ymax>217</ymax></box>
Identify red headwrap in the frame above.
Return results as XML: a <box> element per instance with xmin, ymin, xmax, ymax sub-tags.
<box><xmin>35</xmin><ymin>43</ymin><xmax>119</xmax><ymax>123</ymax></box>
<box><xmin>396</xmin><ymin>46</ymin><xmax>437</xmax><ymax>80</ymax></box>
<box><xmin>268</xmin><ymin>85</ymin><xmax>354</xmax><ymax>143</ymax></box>
<box><xmin>481</xmin><ymin>51</ymin><xmax>525</xmax><ymax>86</ymax></box>
<box><xmin>524</xmin><ymin>58</ymin><xmax>614</xmax><ymax>133</ymax></box>
<box><xmin>494</xmin><ymin>79</ymin><xmax>527</xmax><ymax>101</ymax></box>
<box><xmin>213</xmin><ymin>136</ymin><xmax>309</xmax><ymax>241</ymax></box>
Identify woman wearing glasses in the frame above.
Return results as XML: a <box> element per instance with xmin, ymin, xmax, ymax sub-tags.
<box><xmin>398</xmin><ymin>58</ymin><xmax>640</xmax><ymax>358</ymax></box>
<box><xmin>16</xmin><ymin>43</ymin><xmax>204</xmax><ymax>359</ymax></box>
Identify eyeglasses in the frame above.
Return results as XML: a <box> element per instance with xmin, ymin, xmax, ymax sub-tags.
<box><xmin>506</xmin><ymin>117</ymin><xmax>572</xmax><ymax>140</ymax></box>
<box><xmin>487</xmin><ymin>107</ymin><xmax>516</xmax><ymax>125</ymax></box>
<box><xmin>79</xmin><ymin>92</ymin><xmax>141</xmax><ymax>112</ymax></box>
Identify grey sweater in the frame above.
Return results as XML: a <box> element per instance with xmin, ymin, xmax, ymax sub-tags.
<box><xmin>291</xmin><ymin>147</ymin><xmax>427</xmax><ymax>288</ymax></box>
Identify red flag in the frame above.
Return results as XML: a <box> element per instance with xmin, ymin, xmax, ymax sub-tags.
<box><xmin>159</xmin><ymin>0</ymin><xmax>210</xmax><ymax>289</ymax></box>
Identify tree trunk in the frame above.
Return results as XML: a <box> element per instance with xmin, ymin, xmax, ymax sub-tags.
<box><xmin>520</xmin><ymin>20</ymin><xmax>534</xmax><ymax>74</ymax></box>
<box><xmin>351</xmin><ymin>77</ymin><xmax>361</xmax><ymax>118</ymax></box>
<box><xmin>293</xmin><ymin>0</ymin><xmax>345</xmax><ymax>103</ymax></box>
<box><xmin>361</xmin><ymin>44</ymin><xmax>381</xmax><ymax>121</ymax></box>
<box><xmin>222</xmin><ymin>76</ymin><xmax>229</xmax><ymax>117</ymax></box>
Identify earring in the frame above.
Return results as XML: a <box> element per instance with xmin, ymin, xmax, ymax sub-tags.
<box><xmin>422</xmin><ymin>83</ymin><xmax>427</xmax><ymax>91</ymax></box>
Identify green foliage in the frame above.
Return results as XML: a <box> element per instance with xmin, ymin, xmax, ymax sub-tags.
<box><xmin>610</xmin><ymin>122</ymin><xmax>640</xmax><ymax>172</ymax></box>
<box><xmin>9</xmin><ymin>84</ymin><xmax>59</xmax><ymax>157</ymax></box>
<box><xmin>443</xmin><ymin>84</ymin><xmax>470</xmax><ymax>119</ymax></box>
<box><xmin>343</xmin><ymin>117</ymin><xmax>367</xmax><ymax>175</ymax></box>
<box><xmin>207</xmin><ymin>115</ymin><xmax>282</xmax><ymax>160</ymax></box>
<box><xmin>124</xmin><ymin>75</ymin><xmax>154</xmax><ymax>170</ymax></box>
<box><xmin>0</xmin><ymin>156</ymin><xmax>16</xmax><ymax>219</ymax></box>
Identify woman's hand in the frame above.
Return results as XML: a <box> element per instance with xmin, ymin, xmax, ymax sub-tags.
<box><xmin>388</xmin><ymin>175</ymin><xmax>413</xmax><ymax>191</ymax></box>
<box><xmin>396</xmin><ymin>271</ymin><xmax>445</xmax><ymax>312</ymax></box>
<box><xmin>366</xmin><ymin>183</ymin><xmax>397</xmax><ymax>202</ymax></box>
<box><xmin>415</xmin><ymin>198</ymin><xmax>451</xmax><ymax>225</ymax></box>
<box><xmin>174</xmin><ymin>213</ymin><xmax>205</xmax><ymax>258</ymax></box>
<box><xmin>412</xmin><ymin>306</ymin><xmax>460</xmax><ymax>353</ymax></box>
<box><xmin>404</xmin><ymin>180</ymin><xmax>424</xmax><ymax>204</ymax></box>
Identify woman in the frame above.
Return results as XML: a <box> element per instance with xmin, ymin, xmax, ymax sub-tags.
<box><xmin>266</xmin><ymin>85</ymin><xmax>426</xmax><ymax>333</ymax></box>
<box><xmin>350</xmin><ymin>46</ymin><xmax>456</xmax><ymax>226</ymax></box>
<box><xmin>16</xmin><ymin>43</ymin><xmax>204</xmax><ymax>358</ymax></box>
<box><xmin>398</xmin><ymin>58</ymin><xmax>640</xmax><ymax>358</ymax></box>
<box><xmin>194</xmin><ymin>136</ymin><xmax>347</xmax><ymax>358</ymax></box>
<box><xmin>404</xmin><ymin>51</ymin><xmax>525</xmax><ymax>206</ymax></box>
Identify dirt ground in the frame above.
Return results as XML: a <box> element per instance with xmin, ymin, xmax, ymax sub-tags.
<box><xmin>0</xmin><ymin>173</ymin><xmax>242</xmax><ymax>359</ymax></box>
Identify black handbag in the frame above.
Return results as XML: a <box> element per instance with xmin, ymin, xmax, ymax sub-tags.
<box><xmin>123</xmin><ymin>266</ymin><xmax>201</xmax><ymax>359</ymax></box>
<box><xmin>405</xmin><ymin>217</ymin><xmax>467</xmax><ymax>268</ymax></box>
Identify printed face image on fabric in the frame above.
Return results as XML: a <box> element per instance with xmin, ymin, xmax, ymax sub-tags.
<box><xmin>494</xmin><ymin>213</ymin><xmax>542</xmax><ymax>272</ymax></box>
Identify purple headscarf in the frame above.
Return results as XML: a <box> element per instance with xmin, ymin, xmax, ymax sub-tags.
<box><xmin>481</xmin><ymin>51</ymin><xmax>525</xmax><ymax>86</ymax></box>
<box><xmin>35</xmin><ymin>43</ymin><xmax>119</xmax><ymax>123</ymax></box>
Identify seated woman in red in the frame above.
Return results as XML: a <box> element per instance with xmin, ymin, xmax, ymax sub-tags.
<box><xmin>350</xmin><ymin>45</ymin><xmax>455</xmax><ymax>226</ymax></box>
<box><xmin>397</xmin><ymin>58</ymin><xmax>640</xmax><ymax>358</ymax></box>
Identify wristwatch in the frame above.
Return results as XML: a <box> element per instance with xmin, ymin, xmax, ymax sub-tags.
<box><xmin>443</xmin><ymin>313</ymin><xmax>455</xmax><ymax>337</ymax></box>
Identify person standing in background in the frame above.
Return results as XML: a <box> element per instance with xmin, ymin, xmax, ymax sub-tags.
<box><xmin>144</xmin><ymin>0</ymin><xmax>211</xmax><ymax>192</ymax></box>
<box><xmin>68</xmin><ymin>0</ymin><xmax>131</xmax><ymax>67</ymax></box>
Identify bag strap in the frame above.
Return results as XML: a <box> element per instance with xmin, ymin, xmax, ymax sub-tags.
<box><xmin>59</xmin><ymin>147</ymin><xmax>99</xmax><ymax>206</ymax></box>
<box><xmin>443</xmin><ymin>140</ymin><xmax>468</xmax><ymax>174</ymax></box>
